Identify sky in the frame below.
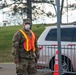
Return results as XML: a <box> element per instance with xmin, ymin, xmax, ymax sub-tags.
<box><xmin>33</xmin><ymin>0</ymin><xmax>76</xmax><ymax>24</ymax></box>
<box><xmin>0</xmin><ymin>0</ymin><xmax>76</xmax><ymax>26</ymax></box>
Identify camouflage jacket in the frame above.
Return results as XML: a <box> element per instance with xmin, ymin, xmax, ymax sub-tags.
<box><xmin>12</xmin><ymin>28</ymin><xmax>40</xmax><ymax>61</ymax></box>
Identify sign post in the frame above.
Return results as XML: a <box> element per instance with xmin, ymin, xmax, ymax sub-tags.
<box><xmin>56</xmin><ymin>0</ymin><xmax>62</xmax><ymax>75</ymax></box>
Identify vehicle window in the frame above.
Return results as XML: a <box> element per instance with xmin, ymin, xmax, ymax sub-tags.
<box><xmin>45</xmin><ymin>28</ymin><xmax>76</xmax><ymax>42</ymax></box>
<box><xmin>45</xmin><ymin>28</ymin><xmax>57</xmax><ymax>41</ymax></box>
<box><xmin>72</xmin><ymin>28</ymin><xmax>76</xmax><ymax>41</ymax></box>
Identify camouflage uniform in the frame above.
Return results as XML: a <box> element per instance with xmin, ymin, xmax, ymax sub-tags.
<box><xmin>12</xmin><ymin>18</ymin><xmax>40</xmax><ymax>75</ymax></box>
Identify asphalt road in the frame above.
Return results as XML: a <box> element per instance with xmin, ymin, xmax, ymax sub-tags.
<box><xmin>0</xmin><ymin>63</ymin><xmax>76</xmax><ymax>75</ymax></box>
<box><xmin>0</xmin><ymin>63</ymin><xmax>52</xmax><ymax>75</ymax></box>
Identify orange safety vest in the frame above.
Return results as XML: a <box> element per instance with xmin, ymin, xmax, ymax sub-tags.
<box><xmin>19</xmin><ymin>30</ymin><xmax>36</xmax><ymax>52</ymax></box>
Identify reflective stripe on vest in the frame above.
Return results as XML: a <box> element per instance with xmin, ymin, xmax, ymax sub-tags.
<box><xmin>19</xmin><ymin>30</ymin><xmax>36</xmax><ymax>52</ymax></box>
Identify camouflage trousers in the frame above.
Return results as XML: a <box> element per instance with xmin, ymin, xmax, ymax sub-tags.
<box><xmin>16</xmin><ymin>58</ymin><xmax>37</xmax><ymax>75</ymax></box>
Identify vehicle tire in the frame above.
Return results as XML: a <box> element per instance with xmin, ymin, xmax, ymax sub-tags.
<box><xmin>49</xmin><ymin>57</ymin><xmax>55</xmax><ymax>70</ymax></box>
<box><xmin>61</xmin><ymin>56</ymin><xmax>74</xmax><ymax>73</ymax></box>
<box><xmin>49</xmin><ymin>56</ymin><xmax>74</xmax><ymax>72</ymax></box>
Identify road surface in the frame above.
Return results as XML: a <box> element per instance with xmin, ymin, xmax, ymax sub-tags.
<box><xmin>0</xmin><ymin>63</ymin><xmax>52</xmax><ymax>75</ymax></box>
<box><xmin>0</xmin><ymin>63</ymin><xmax>75</xmax><ymax>75</ymax></box>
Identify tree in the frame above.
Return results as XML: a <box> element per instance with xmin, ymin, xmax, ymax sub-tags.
<box><xmin>0</xmin><ymin>0</ymin><xmax>76</xmax><ymax>25</ymax></box>
<box><xmin>0</xmin><ymin>0</ymin><xmax>56</xmax><ymax>25</ymax></box>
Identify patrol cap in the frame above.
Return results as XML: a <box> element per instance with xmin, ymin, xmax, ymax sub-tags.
<box><xmin>23</xmin><ymin>18</ymin><xmax>31</xmax><ymax>24</ymax></box>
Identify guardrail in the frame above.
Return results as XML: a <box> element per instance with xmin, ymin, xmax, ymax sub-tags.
<box><xmin>37</xmin><ymin>45</ymin><xmax>76</xmax><ymax>74</ymax></box>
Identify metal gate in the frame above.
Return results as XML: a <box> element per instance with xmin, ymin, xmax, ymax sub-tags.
<box><xmin>37</xmin><ymin>45</ymin><xmax>76</xmax><ymax>74</ymax></box>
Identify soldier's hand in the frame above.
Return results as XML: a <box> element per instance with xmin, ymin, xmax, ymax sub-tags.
<box><xmin>14</xmin><ymin>59</ymin><xmax>19</xmax><ymax>64</ymax></box>
<box><xmin>35</xmin><ymin>58</ymin><xmax>38</xmax><ymax>63</ymax></box>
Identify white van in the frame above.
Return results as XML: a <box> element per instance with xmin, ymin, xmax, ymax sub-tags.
<box><xmin>37</xmin><ymin>25</ymin><xmax>76</xmax><ymax>73</ymax></box>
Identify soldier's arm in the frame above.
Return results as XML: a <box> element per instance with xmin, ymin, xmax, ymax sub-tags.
<box><xmin>34</xmin><ymin>35</ymin><xmax>40</xmax><ymax>59</ymax></box>
<box><xmin>12</xmin><ymin>31</ymin><xmax>21</xmax><ymax>62</ymax></box>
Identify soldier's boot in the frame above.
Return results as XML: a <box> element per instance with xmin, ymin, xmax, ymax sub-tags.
<box><xmin>0</xmin><ymin>66</ymin><xmax>2</xmax><ymax>69</ymax></box>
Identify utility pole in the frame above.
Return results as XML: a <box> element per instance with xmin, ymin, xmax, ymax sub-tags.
<box><xmin>56</xmin><ymin>0</ymin><xmax>62</xmax><ymax>75</ymax></box>
<box><xmin>60</xmin><ymin>0</ymin><xmax>64</xmax><ymax>23</ymax></box>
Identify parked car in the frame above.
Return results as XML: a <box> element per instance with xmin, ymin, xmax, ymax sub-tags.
<box><xmin>37</xmin><ymin>25</ymin><xmax>76</xmax><ymax>73</ymax></box>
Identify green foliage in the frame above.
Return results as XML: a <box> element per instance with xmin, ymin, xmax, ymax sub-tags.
<box><xmin>0</xmin><ymin>25</ymin><xmax>45</xmax><ymax>62</ymax></box>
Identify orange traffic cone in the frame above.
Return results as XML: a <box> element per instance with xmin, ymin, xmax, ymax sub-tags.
<box><xmin>53</xmin><ymin>50</ymin><xmax>59</xmax><ymax>75</ymax></box>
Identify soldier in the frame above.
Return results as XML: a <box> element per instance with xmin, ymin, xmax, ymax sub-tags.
<box><xmin>12</xmin><ymin>18</ymin><xmax>40</xmax><ymax>75</ymax></box>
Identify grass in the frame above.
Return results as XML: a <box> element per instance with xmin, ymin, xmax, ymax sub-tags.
<box><xmin>0</xmin><ymin>25</ymin><xmax>45</xmax><ymax>63</ymax></box>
